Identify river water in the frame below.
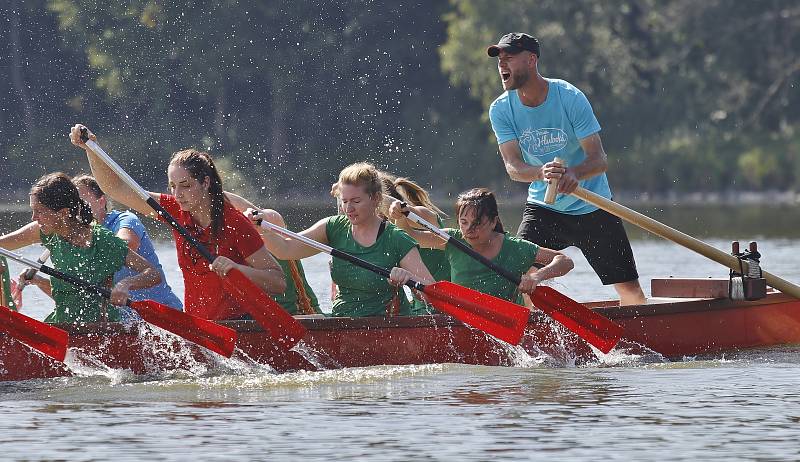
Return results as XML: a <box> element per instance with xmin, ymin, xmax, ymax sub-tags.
<box><xmin>1</xmin><ymin>206</ymin><xmax>799</xmax><ymax>461</ymax></box>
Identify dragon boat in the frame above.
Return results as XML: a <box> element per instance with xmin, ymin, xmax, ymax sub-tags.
<box><xmin>2</xmin><ymin>278</ymin><xmax>799</xmax><ymax>382</ymax></box>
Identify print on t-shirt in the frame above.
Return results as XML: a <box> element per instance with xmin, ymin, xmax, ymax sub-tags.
<box><xmin>518</xmin><ymin>127</ymin><xmax>568</xmax><ymax>165</ymax></box>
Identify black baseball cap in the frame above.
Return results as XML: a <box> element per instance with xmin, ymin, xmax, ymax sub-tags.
<box><xmin>487</xmin><ymin>33</ymin><xmax>540</xmax><ymax>57</ymax></box>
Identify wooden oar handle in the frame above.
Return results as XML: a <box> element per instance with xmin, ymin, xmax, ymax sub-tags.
<box><xmin>80</xmin><ymin>128</ymin><xmax>151</xmax><ymax>202</ymax></box>
<box><xmin>21</xmin><ymin>249</ymin><xmax>50</xmax><ymax>282</ymax></box>
<box><xmin>543</xmin><ymin>157</ymin><xmax>564</xmax><ymax>205</ymax></box>
<box><xmin>571</xmin><ymin>186</ymin><xmax>800</xmax><ymax>299</ymax></box>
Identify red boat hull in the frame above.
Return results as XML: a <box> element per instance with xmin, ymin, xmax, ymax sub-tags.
<box><xmin>0</xmin><ymin>314</ymin><xmax>591</xmax><ymax>382</ymax></box>
<box><xmin>1</xmin><ymin>284</ymin><xmax>799</xmax><ymax>382</ymax></box>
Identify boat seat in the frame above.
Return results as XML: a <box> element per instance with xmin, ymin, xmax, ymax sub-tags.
<box><xmin>651</xmin><ymin>278</ymin><xmax>729</xmax><ymax>298</ymax></box>
<box><xmin>646</xmin><ymin>296</ymin><xmax>706</xmax><ymax>305</ymax></box>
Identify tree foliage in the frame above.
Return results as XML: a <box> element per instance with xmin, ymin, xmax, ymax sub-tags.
<box><xmin>1</xmin><ymin>1</ymin><xmax>799</xmax><ymax>204</ymax></box>
<box><xmin>441</xmin><ymin>0</ymin><xmax>800</xmax><ymax>193</ymax></box>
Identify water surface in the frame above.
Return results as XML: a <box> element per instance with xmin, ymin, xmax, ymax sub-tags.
<box><xmin>1</xmin><ymin>206</ymin><xmax>799</xmax><ymax>461</ymax></box>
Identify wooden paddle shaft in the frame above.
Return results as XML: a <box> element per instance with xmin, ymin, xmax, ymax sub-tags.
<box><xmin>571</xmin><ymin>186</ymin><xmax>800</xmax><ymax>299</ymax></box>
<box><xmin>543</xmin><ymin>157</ymin><xmax>564</xmax><ymax>205</ymax></box>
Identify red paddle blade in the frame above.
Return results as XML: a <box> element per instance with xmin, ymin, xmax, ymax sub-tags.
<box><xmin>422</xmin><ymin>281</ymin><xmax>530</xmax><ymax>345</ymax></box>
<box><xmin>223</xmin><ymin>269</ymin><xmax>306</xmax><ymax>349</ymax></box>
<box><xmin>0</xmin><ymin>305</ymin><xmax>68</xmax><ymax>361</ymax></box>
<box><xmin>532</xmin><ymin>286</ymin><xmax>624</xmax><ymax>353</ymax></box>
<box><xmin>130</xmin><ymin>300</ymin><xmax>238</xmax><ymax>357</ymax></box>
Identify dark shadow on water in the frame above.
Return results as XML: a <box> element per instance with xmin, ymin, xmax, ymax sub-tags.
<box><xmin>2</xmin><ymin>203</ymin><xmax>798</xmax><ymax>240</ymax></box>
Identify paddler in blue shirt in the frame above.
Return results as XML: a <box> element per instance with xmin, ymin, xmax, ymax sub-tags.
<box><xmin>72</xmin><ymin>175</ymin><xmax>183</xmax><ymax>310</ymax></box>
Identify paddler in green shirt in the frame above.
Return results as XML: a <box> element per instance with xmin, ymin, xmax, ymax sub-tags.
<box><xmin>0</xmin><ymin>173</ymin><xmax>163</xmax><ymax>323</ymax></box>
<box><xmin>218</xmin><ymin>196</ymin><xmax>324</xmax><ymax>316</ymax></box>
<box><xmin>378</xmin><ymin>171</ymin><xmax>450</xmax><ymax>315</ymax></box>
<box><xmin>246</xmin><ymin>209</ymin><xmax>322</xmax><ymax>316</ymax></box>
<box><xmin>248</xmin><ymin>162</ymin><xmax>436</xmax><ymax>317</ymax></box>
<box><xmin>390</xmin><ymin>187</ymin><xmax>573</xmax><ymax>305</ymax></box>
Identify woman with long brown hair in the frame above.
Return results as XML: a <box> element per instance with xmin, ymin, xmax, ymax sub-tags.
<box><xmin>0</xmin><ymin>172</ymin><xmax>162</xmax><ymax>323</ymax></box>
<box><xmin>70</xmin><ymin>125</ymin><xmax>286</xmax><ymax>321</ymax></box>
<box><xmin>378</xmin><ymin>171</ymin><xmax>450</xmax><ymax>314</ymax></box>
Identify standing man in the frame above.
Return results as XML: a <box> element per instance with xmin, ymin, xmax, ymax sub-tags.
<box><xmin>486</xmin><ymin>32</ymin><xmax>645</xmax><ymax>305</ymax></box>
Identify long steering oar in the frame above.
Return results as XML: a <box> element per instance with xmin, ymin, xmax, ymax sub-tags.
<box><xmin>396</xmin><ymin>205</ymin><xmax>623</xmax><ymax>353</ymax></box>
<box><xmin>81</xmin><ymin>132</ymin><xmax>305</xmax><ymax>349</ymax></box>
<box><xmin>569</xmin><ymin>186</ymin><xmax>800</xmax><ymax>299</ymax></box>
<box><xmin>254</xmin><ymin>217</ymin><xmax>530</xmax><ymax>345</ymax></box>
<box><xmin>0</xmin><ymin>247</ymin><xmax>237</xmax><ymax>357</ymax></box>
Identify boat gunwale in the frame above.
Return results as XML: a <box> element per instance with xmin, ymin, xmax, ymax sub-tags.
<box><xmin>42</xmin><ymin>292</ymin><xmax>798</xmax><ymax>337</ymax></box>
<box><xmin>594</xmin><ymin>292</ymin><xmax>796</xmax><ymax>319</ymax></box>
<box><xmin>48</xmin><ymin>313</ymin><xmax>471</xmax><ymax>336</ymax></box>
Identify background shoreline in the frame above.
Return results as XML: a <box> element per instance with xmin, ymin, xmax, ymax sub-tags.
<box><xmin>3</xmin><ymin>189</ymin><xmax>799</xmax><ymax>213</ymax></box>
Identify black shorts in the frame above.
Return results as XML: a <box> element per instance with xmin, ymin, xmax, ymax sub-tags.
<box><xmin>517</xmin><ymin>203</ymin><xmax>639</xmax><ymax>285</ymax></box>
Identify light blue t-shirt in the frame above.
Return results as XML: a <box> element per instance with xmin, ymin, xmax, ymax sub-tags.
<box><xmin>489</xmin><ymin>78</ymin><xmax>611</xmax><ymax>215</ymax></box>
<box><xmin>103</xmin><ymin>210</ymin><xmax>183</xmax><ymax>310</ymax></box>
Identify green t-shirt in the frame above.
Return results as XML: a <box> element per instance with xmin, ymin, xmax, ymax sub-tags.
<box><xmin>41</xmin><ymin>225</ymin><xmax>128</xmax><ymax>323</ymax></box>
<box><xmin>272</xmin><ymin>258</ymin><xmax>322</xmax><ymax>315</ymax></box>
<box><xmin>445</xmin><ymin>229</ymin><xmax>539</xmax><ymax>305</ymax></box>
<box><xmin>410</xmin><ymin>216</ymin><xmax>450</xmax><ymax>315</ymax></box>
<box><xmin>326</xmin><ymin>215</ymin><xmax>418</xmax><ymax>317</ymax></box>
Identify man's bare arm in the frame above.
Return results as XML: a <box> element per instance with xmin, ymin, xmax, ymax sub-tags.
<box><xmin>498</xmin><ymin>140</ymin><xmax>542</xmax><ymax>183</ymax></box>
<box><xmin>571</xmin><ymin>133</ymin><xmax>608</xmax><ymax>180</ymax></box>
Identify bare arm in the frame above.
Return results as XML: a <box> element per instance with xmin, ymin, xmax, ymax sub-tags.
<box><xmin>0</xmin><ymin>222</ymin><xmax>42</xmax><ymax>250</ymax></box>
<box><xmin>225</xmin><ymin>191</ymin><xmax>330</xmax><ymax>263</ymax></box>
<box><xmin>498</xmin><ymin>140</ymin><xmax>543</xmax><ymax>183</ymax></box>
<box><xmin>109</xmin><ymin>248</ymin><xmax>163</xmax><ymax>305</ymax></box>
<box><xmin>69</xmin><ymin>124</ymin><xmax>160</xmax><ymax>219</ymax></box>
<box><xmin>247</xmin><ymin>210</ymin><xmax>329</xmax><ymax>260</ymax></box>
<box><xmin>386</xmin><ymin>201</ymin><xmax>446</xmax><ymax>250</ymax></box>
<box><xmin>398</xmin><ymin>247</ymin><xmax>435</xmax><ymax>285</ymax></box>
<box><xmin>117</xmin><ymin>249</ymin><xmax>162</xmax><ymax>292</ymax></box>
<box><xmin>224</xmin><ymin>191</ymin><xmax>329</xmax><ymax>260</ymax></box>
<box><xmin>239</xmin><ymin>247</ymin><xmax>287</xmax><ymax>295</ymax></box>
<box><xmin>25</xmin><ymin>274</ymin><xmax>53</xmax><ymax>299</ymax></box>
<box><xmin>223</xmin><ymin>191</ymin><xmax>256</xmax><ymax>213</ymax></box>
<box><xmin>526</xmin><ymin>247</ymin><xmax>574</xmax><ymax>286</ymax></box>
<box><xmin>116</xmin><ymin>228</ymin><xmax>141</xmax><ymax>252</ymax></box>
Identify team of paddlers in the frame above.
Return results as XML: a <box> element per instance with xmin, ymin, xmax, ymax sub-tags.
<box><xmin>0</xmin><ymin>124</ymin><xmax>573</xmax><ymax>324</ymax></box>
<box><xmin>1</xmin><ymin>32</ymin><xmax>648</xmax><ymax>325</ymax></box>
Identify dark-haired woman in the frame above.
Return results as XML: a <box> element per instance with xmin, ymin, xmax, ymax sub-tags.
<box><xmin>73</xmin><ymin>175</ymin><xmax>183</xmax><ymax>311</ymax></box>
<box><xmin>70</xmin><ymin>125</ymin><xmax>286</xmax><ymax>321</ymax></box>
<box><xmin>0</xmin><ymin>173</ymin><xmax>162</xmax><ymax>323</ymax></box>
<box><xmin>390</xmin><ymin>188</ymin><xmax>573</xmax><ymax>305</ymax></box>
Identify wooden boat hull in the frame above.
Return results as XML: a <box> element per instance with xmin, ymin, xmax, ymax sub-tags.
<box><xmin>0</xmin><ymin>314</ymin><xmax>591</xmax><ymax>382</ymax></box>
<box><xmin>597</xmin><ymin>293</ymin><xmax>800</xmax><ymax>358</ymax></box>
<box><xmin>1</xmin><ymin>285</ymin><xmax>799</xmax><ymax>382</ymax></box>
